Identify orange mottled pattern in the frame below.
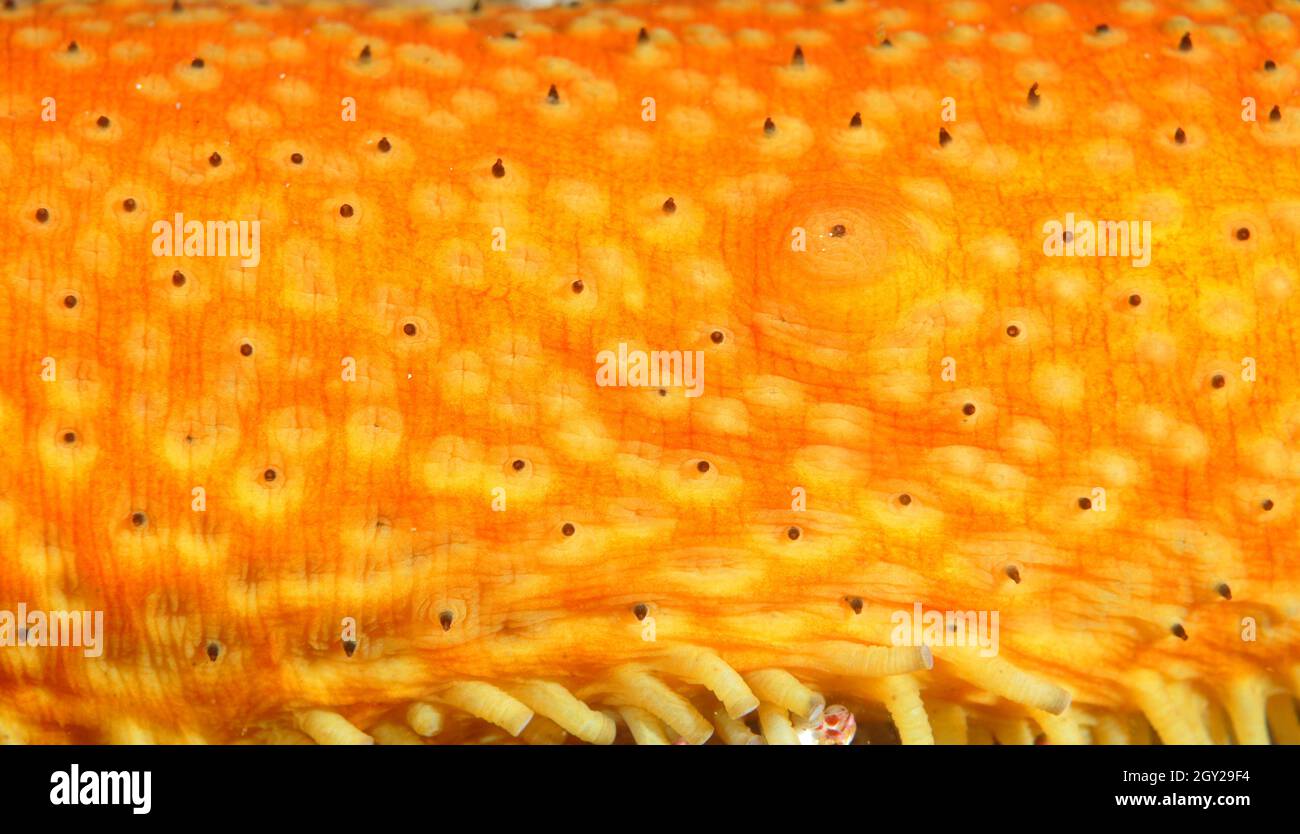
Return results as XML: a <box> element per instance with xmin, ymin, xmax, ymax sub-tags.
<box><xmin>0</xmin><ymin>0</ymin><xmax>1298</xmax><ymax>744</ymax></box>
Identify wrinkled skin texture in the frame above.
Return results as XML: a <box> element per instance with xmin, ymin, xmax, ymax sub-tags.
<box><xmin>0</xmin><ymin>0</ymin><xmax>1298</xmax><ymax>744</ymax></box>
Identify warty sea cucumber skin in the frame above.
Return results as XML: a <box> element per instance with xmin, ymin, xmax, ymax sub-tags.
<box><xmin>0</xmin><ymin>0</ymin><xmax>1297</xmax><ymax>745</ymax></box>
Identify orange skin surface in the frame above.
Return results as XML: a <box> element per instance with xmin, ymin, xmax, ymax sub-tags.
<box><xmin>0</xmin><ymin>0</ymin><xmax>1298</xmax><ymax>744</ymax></box>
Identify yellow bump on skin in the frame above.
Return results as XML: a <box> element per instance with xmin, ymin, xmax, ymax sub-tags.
<box><xmin>733</xmin><ymin>27</ymin><xmax>774</xmax><ymax>48</ymax></box>
<box><xmin>226</xmin><ymin>101</ymin><xmax>280</xmax><ymax>132</ymax></box>
<box><xmin>267</xmin><ymin>36</ymin><xmax>308</xmax><ymax>62</ymax></box>
<box><xmin>269</xmin><ymin>76</ymin><xmax>317</xmax><ymax>108</ymax></box>
<box><xmin>1118</xmin><ymin>0</ymin><xmax>1157</xmax><ymax>19</ymax></box>
<box><xmin>944</xmin><ymin>56</ymin><xmax>983</xmax><ymax>81</ymax></box>
<box><xmin>665</xmin><ymin>106</ymin><xmax>717</xmax><ymax>146</ymax></box>
<box><xmin>943</xmin><ymin>24</ymin><xmax>983</xmax><ymax>46</ymax></box>
<box><xmin>134</xmin><ymin>74</ymin><xmax>178</xmax><ymax>104</ymax></box>
<box><xmin>109</xmin><ymin>40</ymin><xmax>151</xmax><ymax>63</ymax></box>
<box><xmin>684</xmin><ymin>23</ymin><xmax>730</xmax><ymax>48</ymax></box>
<box><xmin>992</xmin><ymin>31</ymin><xmax>1033</xmax><ymax>53</ymax></box>
<box><xmin>1030</xmin><ymin>362</ymin><xmax>1086</xmax><ymax>411</ymax></box>
<box><xmin>379</xmin><ymin>87</ymin><xmax>432</xmax><ymax>118</ymax></box>
<box><xmin>1022</xmin><ymin>2</ymin><xmax>1071</xmax><ymax>31</ymax></box>
<box><xmin>1083</xmin><ymin>138</ymin><xmax>1136</xmax><ymax>175</ymax></box>
<box><xmin>16</xmin><ymin>26</ymin><xmax>58</xmax><ymax>48</ymax></box>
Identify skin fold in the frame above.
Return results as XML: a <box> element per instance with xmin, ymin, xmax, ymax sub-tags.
<box><xmin>0</xmin><ymin>0</ymin><xmax>1298</xmax><ymax>744</ymax></box>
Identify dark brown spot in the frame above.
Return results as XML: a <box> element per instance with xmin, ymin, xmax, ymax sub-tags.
<box><xmin>849</xmin><ymin>112</ymin><xmax>862</xmax><ymax>128</ymax></box>
<box><xmin>1262</xmin><ymin>498</ymin><xmax>1274</xmax><ymax>511</ymax></box>
<box><xmin>359</xmin><ymin>44</ymin><xmax>371</xmax><ymax>62</ymax></box>
<box><xmin>791</xmin><ymin>45</ymin><xmax>804</xmax><ymax>66</ymax></box>
<box><xmin>562</xmin><ymin>522</ymin><xmax>576</xmax><ymax>536</ymax></box>
<box><xmin>339</xmin><ymin>203</ymin><xmax>354</xmax><ymax>218</ymax></box>
<box><xmin>847</xmin><ymin>597</ymin><xmax>863</xmax><ymax>614</ymax></box>
<box><xmin>1179</xmin><ymin>32</ymin><xmax>1192</xmax><ymax>52</ymax></box>
<box><xmin>1264</xmin><ymin>60</ymin><xmax>1277</xmax><ymax>72</ymax></box>
<box><xmin>209</xmin><ymin>152</ymin><xmax>222</xmax><ymax>167</ymax></box>
<box><xmin>35</xmin><ymin>208</ymin><xmax>49</xmax><ymax>223</ymax></box>
<box><xmin>240</xmin><ymin>342</ymin><xmax>253</xmax><ymax>357</ymax></box>
<box><xmin>898</xmin><ymin>493</ymin><xmax>912</xmax><ymax>506</ymax></box>
<box><xmin>403</xmin><ymin>322</ymin><xmax>417</xmax><ymax>336</ymax></box>
<box><xmin>206</xmin><ymin>642</ymin><xmax>220</xmax><ymax>661</ymax></box>
<box><xmin>123</xmin><ymin>198</ymin><xmax>137</xmax><ymax>212</ymax></box>
<box><xmin>633</xmin><ymin>603</ymin><xmax>648</xmax><ymax>621</ymax></box>
<box><xmin>1236</xmin><ymin>227</ymin><xmax>1251</xmax><ymax>241</ymax></box>
<box><xmin>172</xmin><ymin>270</ymin><xmax>186</xmax><ymax>287</ymax></box>
<box><xmin>342</xmin><ymin>639</ymin><xmax>357</xmax><ymax>657</ymax></box>
<box><xmin>492</xmin><ymin>158</ymin><xmax>505</xmax><ymax>178</ymax></box>
<box><xmin>1005</xmin><ymin>565</ymin><xmax>1021</xmax><ymax>584</ymax></box>
<box><xmin>763</xmin><ymin>117</ymin><xmax>776</xmax><ymax>135</ymax></box>
<box><xmin>1078</xmin><ymin>497</ymin><xmax>1092</xmax><ymax>510</ymax></box>
<box><xmin>63</xmin><ymin>431</ymin><xmax>76</xmax><ymax>444</ymax></box>
<box><xmin>67</xmin><ymin>41</ymin><xmax>79</xmax><ymax>53</ymax></box>
<box><xmin>512</xmin><ymin>459</ymin><xmax>526</xmax><ymax>471</ymax></box>
<box><xmin>1174</xmin><ymin>127</ymin><xmax>1186</xmax><ymax>144</ymax></box>
<box><xmin>1211</xmin><ymin>373</ymin><xmax>1226</xmax><ymax>389</ymax></box>
<box><xmin>1006</xmin><ymin>324</ymin><xmax>1020</xmax><ymax>337</ymax></box>
<box><xmin>571</xmin><ymin>279</ymin><xmax>584</xmax><ymax>294</ymax></box>
<box><xmin>172</xmin><ymin>0</ymin><xmax>182</xmax><ymax>12</ymax></box>
<box><xmin>377</xmin><ymin>136</ymin><xmax>391</xmax><ymax>152</ymax></box>
<box><xmin>939</xmin><ymin>127</ymin><xmax>952</xmax><ymax>146</ymax></box>
<box><xmin>547</xmin><ymin>84</ymin><xmax>559</xmax><ymax>104</ymax></box>
<box><xmin>637</xmin><ymin>27</ymin><xmax>649</xmax><ymax>45</ymax></box>
<box><xmin>96</xmin><ymin>115</ymin><xmax>110</xmax><ymax>129</ymax></box>
<box><xmin>63</xmin><ymin>294</ymin><xmax>77</xmax><ymax>309</ymax></box>
<box><xmin>1171</xmin><ymin>623</ymin><xmax>1189</xmax><ymax>640</ymax></box>
<box><xmin>1270</xmin><ymin>105</ymin><xmax>1282</xmax><ymax>122</ymax></box>
<box><xmin>263</xmin><ymin>468</ymin><xmax>277</xmax><ymax>482</ymax></box>
<box><xmin>710</xmin><ymin>330</ymin><xmax>724</xmax><ymax>344</ymax></box>
<box><xmin>191</xmin><ymin>57</ymin><xmax>204</xmax><ymax>68</ymax></box>
<box><xmin>439</xmin><ymin>611</ymin><xmax>453</xmax><ymax>632</ymax></box>
<box><xmin>879</xmin><ymin>37</ymin><xmax>892</xmax><ymax>47</ymax></box>
<box><xmin>1094</xmin><ymin>23</ymin><xmax>1109</xmax><ymax>34</ymax></box>
<box><xmin>131</xmin><ymin>512</ymin><xmax>147</xmax><ymax>528</ymax></box>
<box><xmin>1128</xmin><ymin>293</ymin><xmax>1141</xmax><ymax>306</ymax></box>
<box><xmin>1027</xmin><ymin>82</ymin><xmax>1040</xmax><ymax>107</ymax></box>
<box><xmin>1063</xmin><ymin>230</ymin><xmax>1074</xmax><ymax>244</ymax></box>
<box><xmin>696</xmin><ymin>460</ymin><xmax>710</xmax><ymax>473</ymax></box>
<box><xmin>2</xmin><ymin>1</ymin><xmax>14</xmax><ymax>11</ymax></box>
<box><xmin>290</xmin><ymin>152</ymin><xmax>303</xmax><ymax>165</ymax></box>
<box><xmin>1217</xmin><ymin>583</ymin><xmax>1232</xmax><ymax>600</ymax></box>
<box><xmin>662</xmin><ymin>197</ymin><xmax>676</xmax><ymax>214</ymax></box>
<box><xmin>962</xmin><ymin>402</ymin><xmax>976</xmax><ymax>416</ymax></box>
<box><xmin>787</xmin><ymin>526</ymin><xmax>801</xmax><ymax>540</ymax></box>
<box><xmin>830</xmin><ymin>224</ymin><xmax>846</xmax><ymax>237</ymax></box>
